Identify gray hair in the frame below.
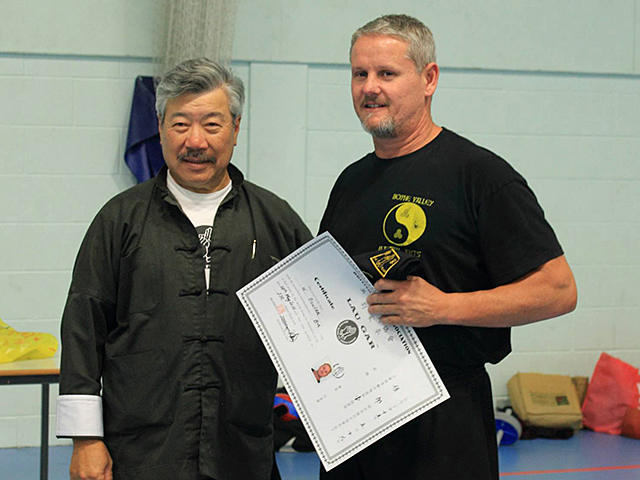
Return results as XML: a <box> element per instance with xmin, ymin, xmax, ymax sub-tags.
<box><xmin>155</xmin><ymin>58</ymin><xmax>244</xmax><ymax>123</ymax></box>
<box><xmin>350</xmin><ymin>14</ymin><xmax>436</xmax><ymax>72</ymax></box>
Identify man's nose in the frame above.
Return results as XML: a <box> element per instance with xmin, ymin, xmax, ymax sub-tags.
<box><xmin>362</xmin><ymin>76</ymin><xmax>381</xmax><ymax>96</ymax></box>
<box><xmin>185</xmin><ymin>126</ymin><xmax>207</xmax><ymax>149</ymax></box>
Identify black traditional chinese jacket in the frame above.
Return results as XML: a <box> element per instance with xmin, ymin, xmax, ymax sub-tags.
<box><xmin>58</xmin><ymin>165</ymin><xmax>311</xmax><ymax>480</ymax></box>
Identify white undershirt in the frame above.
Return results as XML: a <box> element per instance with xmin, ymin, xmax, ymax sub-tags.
<box><xmin>166</xmin><ymin>172</ymin><xmax>232</xmax><ymax>228</ymax></box>
<box><xmin>167</xmin><ymin>172</ymin><xmax>232</xmax><ymax>289</ymax></box>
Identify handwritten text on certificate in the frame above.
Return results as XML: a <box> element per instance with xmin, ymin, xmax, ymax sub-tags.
<box><xmin>237</xmin><ymin>233</ymin><xmax>449</xmax><ymax>471</ymax></box>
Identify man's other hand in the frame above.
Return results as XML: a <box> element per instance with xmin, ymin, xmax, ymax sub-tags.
<box><xmin>70</xmin><ymin>438</ymin><xmax>113</xmax><ymax>480</ymax></box>
<box><xmin>367</xmin><ymin>276</ymin><xmax>447</xmax><ymax>327</ymax></box>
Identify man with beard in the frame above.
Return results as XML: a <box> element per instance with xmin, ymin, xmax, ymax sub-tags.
<box><xmin>319</xmin><ymin>14</ymin><xmax>577</xmax><ymax>480</ymax></box>
<box><xmin>57</xmin><ymin>58</ymin><xmax>311</xmax><ymax>480</ymax></box>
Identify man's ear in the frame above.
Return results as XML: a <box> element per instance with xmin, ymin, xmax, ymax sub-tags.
<box><xmin>423</xmin><ymin>62</ymin><xmax>439</xmax><ymax>97</ymax></box>
<box><xmin>233</xmin><ymin>116</ymin><xmax>242</xmax><ymax>146</ymax></box>
<box><xmin>157</xmin><ymin>115</ymin><xmax>163</xmax><ymax>143</ymax></box>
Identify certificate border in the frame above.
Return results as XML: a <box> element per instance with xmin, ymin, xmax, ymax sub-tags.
<box><xmin>238</xmin><ymin>233</ymin><xmax>449</xmax><ymax>469</ymax></box>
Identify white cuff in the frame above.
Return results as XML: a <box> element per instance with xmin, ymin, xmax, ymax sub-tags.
<box><xmin>56</xmin><ymin>394</ymin><xmax>104</xmax><ymax>437</ymax></box>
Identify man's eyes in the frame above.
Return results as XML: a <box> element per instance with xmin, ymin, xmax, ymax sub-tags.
<box><xmin>352</xmin><ymin>71</ymin><xmax>396</xmax><ymax>78</ymax></box>
<box><xmin>171</xmin><ymin>122</ymin><xmax>221</xmax><ymax>130</ymax></box>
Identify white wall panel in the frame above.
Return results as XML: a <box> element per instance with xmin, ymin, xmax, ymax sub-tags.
<box><xmin>614</xmin><ymin>93</ymin><xmax>640</xmax><ymax>136</ymax></box>
<box><xmin>0</xmin><ymin>418</ymin><xmax>18</xmax><ymax>449</ymax></box>
<box><xmin>571</xmin><ymin>309</ymin><xmax>617</xmax><ymax>351</ymax></box>
<box><xmin>0</xmin><ymin>0</ymin><xmax>166</xmax><ymax>58</ymax></box>
<box><xmin>533</xmin><ymin>179</ymin><xmax>615</xmax><ymax>223</ymax></box>
<box><xmin>0</xmin><ymin>385</ymin><xmax>40</xmax><ymax>416</ymax></box>
<box><xmin>247</xmin><ymin>63</ymin><xmax>308</xmax><ymax>213</ymax></box>
<box><xmin>636</xmin><ymin>0</ymin><xmax>640</xmax><ymax>72</ymax></box>
<box><xmin>24</xmin><ymin>128</ymin><xmax>122</xmax><ymax>174</ymax></box>
<box><xmin>74</xmin><ymin>79</ymin><xmax>135</xmax><ymax>127</ymax></box>
<box><xmin>510</xmin><ymin>316</ymin><xmax>575</xmax><ymax>353</ymax></box>
<box><xmin>234</xmin><ymin>0</ymin><xmax>638</xmax><ymax>74</ymax></box>
<box><xmin>0</xmin><ymin>175</ymin><xmax>131</xmax><ymax>223</ymax></box>
<box><xmin>2</xmin><ymin>0</ymin><xmax>638</xmax><ymax>74</ymax></box>
<box><xmin>307</xmin><ymin>84</ymin><xmax>360</xmax><ymax>132</ymax></box>
<box><xmin>0</xmin><ymin>56</ymin><xmax>24</xmax><ymax>75</ymax></box>
<box><xmin>25</xmin><ymin>58</ymin><xmax>120</xmax><ymax>78</ymax></box>
<box><xmin>575</xmin><ymin>224</ymin><xmax>640</xmax><ymax>266</ymax></box>
<box><xmin>434</xmin><ymin>88</ymin><xmax>510</xmax><ymax>135</ymax></box>
<box><xmin>0</xmin><ymin>224</ymin><xmax>86</xmax><ymax>271</ymax></box>
<box><xmin>305</xmin><ymin>175</ymin><xmax>337</xmax><ymax>229</ymax></box>
<box><xmin>0</xmin><ymin>272</ymin><xmax>70</xmax><ymax>320</ymax></box>
<box><xmin>616</xmin><ymin>308</ymin><xmax>640</xmax><ymax>348</ymax></box>
<box><xmin>0</xmin><ymin>127</ymin><xmax>25</xmax><ymax>174</ymax></box>
<box><xmin>306</xmin><ymin>131</ymin><xmax>371</xmax><ymax>178</ymax></box>
<box><xmin>613</xmin><ymin>181</ymin><xmax>640</xmax><ymax>222</ymax></box>
<box><xmin>435</xmin><ymin>0</ymin><xmax>636</xmax><ymax>74</ymax></box>
<box><xmin>571</xmin><ymin>266</ymin><xmax>619</xmax><ymax>308</ymax></box>
<box><xmin>0</xmin><ymin>78</ymin><xmax>74</xmax><ymax>126</ymax></box>
<box><xmin>613</xmin><ymin>266</ymin><xmax>640</xmax><ymax>307</ymax></box>
<box><xmin>118</xmin><ymin>59</ymin><xmax>159</xmax><ymax>79</ymax></box>
<box><xmin>16</xmin><ymin>413</ymin><xmax>70</xmax><ymax>447</ymax></box>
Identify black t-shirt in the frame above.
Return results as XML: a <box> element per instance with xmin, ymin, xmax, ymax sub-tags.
<box><xmin>319</xmin><ymin>128</ymin><xmax>563</xmax><ymax>380</ymax></box>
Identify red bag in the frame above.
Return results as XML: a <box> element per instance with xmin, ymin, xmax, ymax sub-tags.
<box><xmin>582</xmin><ymin>352</ymin><xmax>640</xmax><ymax>435</ymax></box>
<box><xmin>621</xmin><ymin>407</ymin><xmax>640</xmax><ymax>439</ymax></box>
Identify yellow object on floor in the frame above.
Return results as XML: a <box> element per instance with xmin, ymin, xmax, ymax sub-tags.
<box><xmin>0</xmin><ymin>318</ymin><xmax>58</xmax><ymax>364</ymax></box>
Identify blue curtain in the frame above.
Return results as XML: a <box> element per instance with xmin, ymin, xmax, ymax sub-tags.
<box><xmin>125</xmin><ymin>76</ymin><xmax>165</xmax><ymax>183</ymax></box>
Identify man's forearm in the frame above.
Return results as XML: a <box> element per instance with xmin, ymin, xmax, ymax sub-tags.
<box><xmin>70</xmin><ymin>438</ymin><xmax>113</xmax><ymax>480</ymax></box>
<box><xmin>443</xmin><ymin>255</ymin><xmax>577</xmax><ymax>328</ymax></box>
<box><xmin>368</xmin><ymin>255</ymin><xmax>577</xmax><ymax>328</ymax></box>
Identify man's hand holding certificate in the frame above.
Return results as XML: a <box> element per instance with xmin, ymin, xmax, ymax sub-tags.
<box><xmin>237</xmin><ymin>233</ymin><xmax>449</xmax><ymax>471</ymax></box>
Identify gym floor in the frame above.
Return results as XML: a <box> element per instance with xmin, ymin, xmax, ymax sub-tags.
<box><xmin>0</xmin><ymin>430</ymin><xmax>638</xmax><ymax>480</ymax></box>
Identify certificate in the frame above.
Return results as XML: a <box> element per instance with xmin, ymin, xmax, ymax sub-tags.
<box><xmin>237</xmin><ymin>232</ymin><xmax>449</xmax><ymax>471</ymax></box>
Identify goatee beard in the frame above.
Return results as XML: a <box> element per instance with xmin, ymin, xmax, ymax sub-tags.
<box><xmin>361</xmin><ymin>115</ymin><xmax>397</xmax><ymax>139</ymax></box>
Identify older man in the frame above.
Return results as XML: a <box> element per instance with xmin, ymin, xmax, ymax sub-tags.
<box><xmin>57</xmin><ymin>58</ymin><xmax>311</xmax><ymax>480</ymax></box>
<box><xmin>319</xmin><ymin>15</ymin><xmax>577</xmax><ymax>480</ymax></box>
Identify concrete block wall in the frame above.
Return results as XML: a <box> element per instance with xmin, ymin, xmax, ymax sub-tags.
<box><xmin>0</xmin><ymin>55</ymin><xmax>148</xmax><ymax>447</ymax></box>
<box><xmin>1</xmin><ymin>0</ymin><xmax>639</xmax><ymax>448</ymax></box>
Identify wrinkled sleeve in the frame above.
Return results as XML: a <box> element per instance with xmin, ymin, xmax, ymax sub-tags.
<box><xmin>477</xmin><ymin>179</ymin><xmax>563</xmax><ymax>288</ymax></box>
<box><xmin>57</xmin><ymin>209</ymin><xmax>120</xmax><ymax>438</ymax></box>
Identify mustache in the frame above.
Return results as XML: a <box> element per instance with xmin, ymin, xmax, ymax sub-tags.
<box><xmin>363</xmin><ymin>94</ymin><xmax>380</xmax><ymax>102</ymax></box>
<box><xmin>178</xmin><ymin>150</ymin><xmax>216</xmax><ymax>163</ymax></box>
<box><xmin>361</xmin><ymin>95</ymin><xmax>387</xmax><ymax>106</ymax></box>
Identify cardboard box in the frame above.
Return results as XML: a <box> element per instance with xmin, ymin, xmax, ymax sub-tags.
<box><xmin>571</xmin><ymin>376</ymin><xmax>589</xmax><ymax>408</ymax></box>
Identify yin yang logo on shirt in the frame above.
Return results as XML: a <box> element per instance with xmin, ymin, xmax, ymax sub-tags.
<box><xmin>383</xmin><ymin>202</ymin><xmax>427</xmax><ymax>247</ymax></box>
